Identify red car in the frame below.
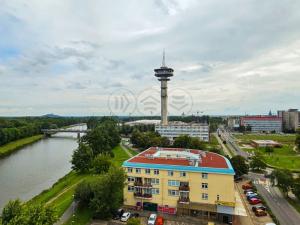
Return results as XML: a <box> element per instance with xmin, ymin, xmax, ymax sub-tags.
<box><xmin>242</xmin><ymin>183</ymin><xmax>253</xmax><ymax>190</ymax></box>
<box><xmin>249</xmin><ymin>198</ymin><xmax>261</xmax><ymax>205</ymax></box>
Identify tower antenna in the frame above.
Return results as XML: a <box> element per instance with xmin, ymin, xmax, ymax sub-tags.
<box><xmin>162</xmin><ymin>49</ymin><xmax>166</xmax><ymax>67</ymax></box>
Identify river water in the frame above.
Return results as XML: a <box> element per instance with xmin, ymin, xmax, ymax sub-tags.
<box><xmin>0</xmin><ymin>125</ymin><xmax>86</xmax><ymax>210</ymax></box>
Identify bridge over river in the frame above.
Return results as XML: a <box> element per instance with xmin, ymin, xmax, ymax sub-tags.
<box><xmin>42</xmin><ymin>125</ymin><xmax>90</xmax><ymax>138</ymax></box>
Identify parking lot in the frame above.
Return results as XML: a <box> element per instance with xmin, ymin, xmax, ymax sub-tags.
<box><xmin>236</xmin><ymin>180</ymin><xmax>274</xmax><ymax>225</ymax></box>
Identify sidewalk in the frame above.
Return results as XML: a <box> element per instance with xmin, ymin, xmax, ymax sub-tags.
<box><xmin>54</xmin><ymin>201</ymin><xmax>77</xmax><ymax>225</ymax></box>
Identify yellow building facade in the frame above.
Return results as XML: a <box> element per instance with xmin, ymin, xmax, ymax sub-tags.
<box><xmin>123</xmin><ymin>147</ymin><xmax>236</xmax><ymax>223</ymax></box>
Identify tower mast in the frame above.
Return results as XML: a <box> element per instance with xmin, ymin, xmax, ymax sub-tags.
<box><xmin>154</xmin><ymin>52</ymin><xmax>174</xmax><ymax>125</ymax></box>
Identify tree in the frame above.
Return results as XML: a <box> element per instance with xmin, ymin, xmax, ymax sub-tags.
<box><xmin>71</xmin><ymin>143</ymin><xmax>93</xmax><ymax>173</ymax></box>
<box><xmin>230</xmin><ymin>155</ymin><xmax>249</xmax><ymax>177</ymax></box>
<box><xmin>265</xmin><ymin>146</ymin><xmax>274</xmax><ymax>154</ymax></box>
<box><xmin>292</xmin><ymin>178</ymin><xmax>300</xmax><ymax>200</ymax></box>
<box><xmin>1</xmin><ymin>201</ymin><xmax>57</xmax><ymax>225</ymax></box>
<box><xmin>92</xmin><ymin>154</ymin><xmax>112</xmax><ymax>174</ymax></box>
<box><xmin>89</xmin><ymin>167</ymin><xmax>126</xmax><ymax>219</ymax></box>
<box><xmin>74</xmin><ymin>181</ymin><xmax>94</xmax><ymax>206</ymax></box>
<box><xmin>250</xmin><ymin>156</ymin><xmax>266</xmax><ymax>172</ymax></box>
<box><xmin>271</xmin><ymin>169</ymin><xmax>293</xmax><ymax>196</ymax></box>
<box><xmin>1</xmin><ymin>200</ymin><xmax>22</xmax><ymax>225</ymax></box>
<box><xmin>173</xmin><ymin>135</ymin><xmax>191</xmax><ymax>148</ymax></box>
<box><xmin>127</xmin><ymin>218</ymin><xmax>141</xmax><ymax>225</ymax></box>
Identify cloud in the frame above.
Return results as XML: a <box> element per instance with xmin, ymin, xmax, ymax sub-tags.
<box><xmin>0</xmin><ymin>0</ymin><xmax>300</xmax><ymax>116</ymax></box>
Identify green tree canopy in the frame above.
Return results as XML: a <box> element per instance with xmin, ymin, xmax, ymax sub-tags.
<box><xmin>71</xmin><ymin>143</ymin><xmax>94</xmax><ymax>173</ymax></box>
<box><xmin>92</xmin><ymin>154</ymin><xmax>112</xmax><ymax>174</ymax></box>
<box><xmin>250</xmin><ymin>156</ymin><xmax>266</xmax><ymax>172</ymax></box>
<box><xmin>270</xmin><ymin>169</ymin><xmax>293</xmax><ymax>196</ymax></box>
<box><xmin>230</xmin><ymin>155</ymin><xmax>249</xmax><ymax>177</ymax></box>
<box><xmin>1</xmin><ymin>201</ymin><xmax>57</xmax><ymax>225</ymax></box>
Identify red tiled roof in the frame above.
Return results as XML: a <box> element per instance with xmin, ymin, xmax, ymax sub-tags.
<box><xmin>128</xmin><ymin>147</ymin><xmax>228</xmax><ymax>169</ymax></box>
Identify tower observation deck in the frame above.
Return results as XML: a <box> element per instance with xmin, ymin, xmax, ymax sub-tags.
<box><xmin>154</xmin><ymin>52</ymin><xmax>174</xmax><ymax>125</ymax></box>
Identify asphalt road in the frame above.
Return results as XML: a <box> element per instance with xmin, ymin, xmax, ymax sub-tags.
<box><xmin>249</xmin><ymin>173</ymin><xmax>300</xmax><ymax>225</ymax></box>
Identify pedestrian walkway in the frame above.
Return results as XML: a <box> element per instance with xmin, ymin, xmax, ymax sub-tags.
<box><xmin>54</xmin><ymin>201</ymin><xmax>77</xmax><ymax>225</ymax></box>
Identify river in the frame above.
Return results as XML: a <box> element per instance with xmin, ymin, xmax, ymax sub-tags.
<box><xmin>0</xmin><ymin>124</ymin><xmax>86</xmax><ymax>211</ymax></box>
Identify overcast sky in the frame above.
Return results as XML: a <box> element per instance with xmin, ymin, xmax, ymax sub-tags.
<box><xmin>0</xmin><ymin>0</ymin><xmax>300</xmax><ymax>116</ymax></box>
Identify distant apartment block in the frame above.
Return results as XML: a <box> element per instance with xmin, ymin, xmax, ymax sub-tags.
<box><xmin>155</xmin><ymin>122</ymin><xmax>209</xmax><ymax>142</ymax></box>
<box><xmin>123</xmin><ymin>147</ymin><xmax>235</xmax><ymax>223</ymax></box>
<box><xmin>240</xmin><ymin>116</ymin><xmax>282</xmax><ymax>133</ymax></box>
<box><xmin>227</xmin><ymin>117</ymin><xmax>240</xmax><ymax>130</ymax></box>
<box><xmin>278</xmin><ymin>109</ymin><xmax>300</xmax><ymax>132</ymax></box>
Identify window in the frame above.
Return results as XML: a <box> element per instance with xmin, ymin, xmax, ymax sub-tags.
<box><xmin>180</xmin><ymin>171</ymin><xmax>186</xmax><ymax>177</ymax></box>
<box><xmin>128</xmin><ymin>186</ymin><xmax>134</xmax><ymax>192</ymax></box>
<box><xmin>151</xmin><ymin>178</ymin><xmax>159</xmax><ymax>185</ymax></box>
<box><xmin>217</xmin><ymin>195</ymin><xmax>220</xmax><ymax>201</ymax></box>
<box><xmin>145</xmin><ymin>169</ymin><xmax>151</xmax><ymax>174</ymax></box>
<box><xmin>202</xmin><ymin>173</ymin><xmax>208</xmax><ymax>179</ymax></box>
<box><xmin>152</xmin><ymin>188</ymin><xmax>160</xmax><ymax>195</ymax></box>
<box><xmin>127</xmin><ymin>167</ymin><xmax>133</xmax><ymax>173</ymax></box>
<box><xmin>168</xmin><ymin>180</ymin><xmax>180</xmax><ymax>187</ymax></box>
<box><xmin>154</xmin><ymin>169</ymin><xmax>159</xmax><ymax>175</ymax></box>
<box><xmin>167</xmin><ymin>170</ymin><xmax>174</xmax><ymax>176</ymax></box>
<box><xmin>202</xmin><ymin>183</ymin><xmax>208</xmax><ymax>189</ymax></box>
<box><xmin>202</xmin><ymin>193</ymin><xmax>208</xmax><ymax>200</ymax></box>
<box><xmin>127</xmin><ymin>176</ymin><xmax>135</xmax><ymax>182</ymax></box>
<box><xmin>135</xmin><ymin>168</ymin><xmax>141</xmax><ymax>174</ymax></box>
<box><xmin>168</xmin><ymin>190</ymin><xmax>179</xmax><ymax>196</ymax></box>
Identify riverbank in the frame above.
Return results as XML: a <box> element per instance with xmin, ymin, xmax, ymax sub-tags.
<box><xmin>0</xmin><ymin>134</ymin><xmax>44</xmax><ymax>159</ymax></box>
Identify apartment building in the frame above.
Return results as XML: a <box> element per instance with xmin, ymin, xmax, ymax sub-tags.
<box><xmin>122</xmin><ymin>147</ymin><xmax>235</xmax><ymax>224</ymax></box>
<box><xmin>240</xmin><ymin>116</ymin><xmax>282</xmax><ymax>133</ymax></box>
<box><xmin>155</xmin><ymin>122</ymin><xmax>210</xmax><ymax>142</ymax></box>
<box><xmin>278</xmin><ymin>109</ymin><xmax>300</xmax><ymax>132</ymax></box>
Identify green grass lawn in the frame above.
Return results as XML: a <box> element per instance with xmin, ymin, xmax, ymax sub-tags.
<box><xmin>234</xmin><ymin>133</ymin><xmax>296</xmax><ymax>144</ymax></box>
<box><xmin>112</xmin><ymin>145</ymin><xmax>131</xmax><ymax>167</ymax></box>
<box><xmin>63</xmin><ymin>207</ymin><xmax>92</xmax><ymax>225</ymax></box>
<box><xmin>235</xmin><ymin>134</ymin><xmax>299</xmax><ymax>171</ymax></box>
<box><xmin>0</xmin><ymin>135</ymin><xmax>43</xmax><ymax>158</ymax></box>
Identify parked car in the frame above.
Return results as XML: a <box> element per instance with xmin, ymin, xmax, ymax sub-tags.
<box><xmin>113</xmin><ymin>208</ymin><xmax>124</xmax><ymax>220</ymax></box>
<box><xmin>147</xmin><ymin>213</ymin><xmax>157</xmax><ymax>225</ymax></box>
<box><xmin>130</xmin><ymin>213</ymin><xmax>140</xmax><ymax>218</ymax></box>
<box><xmin>121</xmin><ymin>212</ymin><xmax>131</xmax><ymax>222</ymax></box>
<box><xmin>255</xmin><ymin>209</ymin><xmax>267</xmax><ymax>217</ymax></box>
<box><xmin>247</xmin><ymin>195</ymin><xmax>259</xmax><ymax>201</ymax></box>
<box><xmin>247</xmin><ymin>193</ymin><xmax>258</xmax><ymax>199</ymax></box>
<box><xmin>244</xmin><ymin>189</ymin><xmax>253</xmax><ymax>194</ymax></box>
<box><xmin>242</xmin><ymin>183</ymin><xmax>253</xmax><ymax>190</ymax></box>
<box><xmin>249</xmin><ymin>198</ymin><xmax>262</xmax><ymax>205</ymax></box>
<box><xmin>252</xmin><ymin>205</ymin><xmax>267</xmax><ymax>212</ymax></box>
<box><xmin>245</xmin><ymin>191</ymin><xmax>256</xmax><ymax>196</ymax></box>
<box><xmin>156</xmin><ymin>216</ymin><xmax>164</xmax><ymax>225</ymax></box>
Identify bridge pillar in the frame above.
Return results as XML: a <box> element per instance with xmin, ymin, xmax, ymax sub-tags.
<box><xmin>77</xmin><ymin>133</ymin><xmax>81</xmax><ymax>139</ymax></box>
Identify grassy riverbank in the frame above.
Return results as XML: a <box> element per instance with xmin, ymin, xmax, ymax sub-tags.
<box><xmin>0</xmin><ymin>134</ymin><xmax>44</xmax><ymax>159</ymax></box>
<box><xmin>22</xmin><ymin>144</ymin><xmax>133</xmax><ymax>225</ymax></box>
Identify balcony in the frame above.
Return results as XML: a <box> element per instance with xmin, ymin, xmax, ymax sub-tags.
<box><xmin>179</xmin><ymin>185</ymin><xmax>190</xmax><ymax>192</ymax></box>
<box><xmin>134</xmin><ymin>181</ymin><xmax>152</xmax><ymax>188</ymax></box>
<box><xmin>178</xmin><ymin>197</ymin><xmax>190</xmax><ymax>204</ymax></box>
<box><xmin>134</xmin><ymin>192</ymin><xmax>152</xmax><ymax>199</ymax></box>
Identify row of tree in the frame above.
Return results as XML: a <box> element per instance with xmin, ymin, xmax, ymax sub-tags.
<box><xmin>1</xmin><ymin>200</ymin><xmax>57</xmax><ymax>225</ymax></box>
<box><xmin>270</xmin><ymin>169</ymin><xmax>300</xmax><ymax>199</ymax></box>
<box><xmin>0</xmin><ymin>117</ymin><xmax>85</xmax><ymax>146</ymax></box>
<box><xmin>71</xmin><ymin>118</ymin><xmax>120</xmax><ymax>173</ymax></box>
<box><xmin>74</xmin><ymin>167</ymin><xmax>125</xmax><ymax>219</ymax></box>
<box><xmin>130</xmin><ymin>130</ymin><xmax>212</xmax><ymax>152</ymax></box>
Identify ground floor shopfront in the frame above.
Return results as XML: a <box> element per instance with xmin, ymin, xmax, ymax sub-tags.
<box><xmin>125</xmin><ymin>201</ymin><xmax>234</xmax><ymax>224</ymax></box>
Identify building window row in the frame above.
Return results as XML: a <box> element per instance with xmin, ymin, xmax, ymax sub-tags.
<box><xmin>202</xmin><ymin>193</ymin><xmax>208</xmax><ymax>200</ymax></box>
<box><xmin>202</xmin><ymin>183</ymin><xmax>208</xmax><ymax>189</ymax></box>
<box><xmin>168</xmin><ymin>180</ymin><xmax>180</xmax><ymax>187</ymax></box>
<box><xmin>127</xmin><ymin>168</ymin><xmax>209</xmax><ymax>180</ymax></box>
<box><xmin>168</xmin><ymin>189</ymin><xmax>179</xmax><ymax>196</ymax></box>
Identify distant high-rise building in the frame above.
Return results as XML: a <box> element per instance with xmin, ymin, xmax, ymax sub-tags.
<box><xmin>277</xmin><ymin>109</ymin><xmax>300</xmax><ymax>132</ymax></box>
<box><xmin>240</xmin><ymin>115</ymin><xmax>282</xmax><ymax>133</ymax></box>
